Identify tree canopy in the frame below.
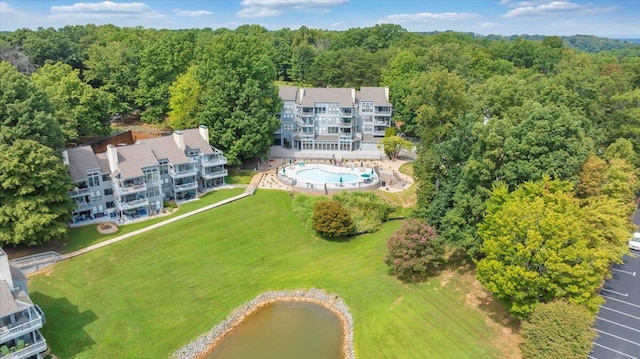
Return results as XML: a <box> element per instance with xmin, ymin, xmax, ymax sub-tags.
<box><xmin>0</xmin><ymin>140</ymin><xmax>75</xmax><ymax>246</ymax></box>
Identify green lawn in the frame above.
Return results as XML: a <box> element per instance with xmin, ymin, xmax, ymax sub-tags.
<box><xmin>29</xmin><ymin>190</ymin><xmax>503</xmax><ymax>358</ymax></box>
<box><xmin>61</xmin><ymin>188</ymin><xmax>245</xmax><ymax>253</ymax></box>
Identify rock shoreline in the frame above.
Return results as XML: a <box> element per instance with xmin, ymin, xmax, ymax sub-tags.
<box><xmin>170</xmin><ymin>288</ymin><xmax>355</xmax><ymax>359</ymax></box>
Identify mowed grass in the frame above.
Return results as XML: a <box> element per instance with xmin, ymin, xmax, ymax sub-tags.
<box><xmin>29</xmin><ymin>190</ymin><xmax>502</xmax><ymax>358</ymax></box>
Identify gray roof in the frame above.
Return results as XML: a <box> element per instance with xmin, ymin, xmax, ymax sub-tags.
<box><xmin>112</xmin><ymin>143</ymin><xmax>158</xmax><ymax>179</ymax></box>
<box><xmin>299</xmin><ymin>88</ymin><xmax>355</xmax><ymax>107</ymax></box>
<box><xmin>0</xmin><ymin>280</ymin><xmax>18</xmax><ymax>317</ymax></box>
<box><xmin>9</xmin><ymin>265</ymin><xmax>25</xmax><ymax>282</ymax></box>
<box><xmin>95</xmin><ymin>152</ymin><xmax>112</xmax><ymax>174</ymax></box>
<box><xmin>182</xmin><ymin>129</ymin><xmax>214</xmax><ymax>155</ymax></box>
<box><xmin>359</xmin><ymin>87</ymin><xmax>391</xmax><ymax>106</ymax></box>
<box><xmin>143</xmin><ymin>136</ymin><xmax>190</xmax><ymax>164</ymax></box>
<box><xmin>66</xmin><ymin>146</ymin><xmax>101</xmax><ymax>181</ymax></box>
<box><xmin>278</xmin><ymin>86</ymin><xmax>298</xmax><ymax>102</ymax></box>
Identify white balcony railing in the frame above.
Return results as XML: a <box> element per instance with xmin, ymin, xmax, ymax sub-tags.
<box><xmin>112</xmin><ymin>182</ymin><xmax>147</xmax><ymax>196</ymax></box>
<box><xmin>202</xmin><ymin>170</ymin><xmax>228</xmax><ymax>180</ymax></box>
<box><xmin>169</xmin><ymin>167</ymin><xmax>197</xmax><ymax>179</ymax></box>
<box><xmin>73</xmin><ymin>201</ymin><xmax>94</xmax><ymax>210</ymax></box>
<box><xmin>2</xmin><ymin>331</ymin><xmax>47</xmax><ymax>359</ymax></box>
<box><xmin>0</xmin><ymin>307</ymin><xmax>44</xmax><ymax>343</ymax></box>
<box><xmin>174</xmin><ymin>182</ymin><xmax>198</xmax><ymax>192</ymax></box>
<box><xmin>68</xmin><ymin>187</ymin><xmax>91</xmax><ymax>197</ymax></box>
<box><xmin>114</xmin><ymin>198</ymin><xmax>149</xmax><ymax>210</ymax></box>
<box><xmin>201</xmin><ymin>157</ymin><xmax>227</xmax><ymax>167</ymax></box>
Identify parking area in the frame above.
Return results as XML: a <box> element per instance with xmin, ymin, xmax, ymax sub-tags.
<box><xmin>589</xmin><ymin>253</ymin><xmax>640</xmax><ymax>359</ymax></box>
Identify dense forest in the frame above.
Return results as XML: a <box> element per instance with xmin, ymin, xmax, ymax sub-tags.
<box><xmin>1</xmin><ymin>25</ymin><xmax>640</xmax><ymax>350</ymax></box>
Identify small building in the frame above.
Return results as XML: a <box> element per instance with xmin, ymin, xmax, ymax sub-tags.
<box><xmin>63</xmin><ymin>126</ymin><xmax>228</xmax><ymax>224</ymax></box>
<box><xmin>0</xmin><ymin>248</ymin><xmax>47</xmax><ymax>359</ymax></box>
<box><xmin>275</xmin><ymin>86</ymin><xmax>393</xmax><ymax>151</ymax></box>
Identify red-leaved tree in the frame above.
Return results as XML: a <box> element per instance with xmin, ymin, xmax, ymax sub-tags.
<box><xmin>384</xmin><ymin>219</ymin><xmax>443</xmax><ymax>281</ymax></box>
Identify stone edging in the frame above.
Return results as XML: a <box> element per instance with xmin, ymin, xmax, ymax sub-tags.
<box><xmin>170</xmin><ymin>288</ymin><xmax>355</xmax><ymax>359</ymax></box>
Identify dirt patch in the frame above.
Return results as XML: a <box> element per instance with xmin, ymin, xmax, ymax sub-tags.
<box><xmin>389</xmin><ymin>296</ymin><xmax>404</xmax><ymax>310</ymax></box>
<box><xmin>97</xmin><ymin>222</ymin><xmax>118</xmax><ymax>234</ymax></box>
<box><xmin>439</xmin><ymin>270</ymin><xmax>455</xmax><ymax>287</ymax></box>
<box><xmin>459</xmin><ymin>269</ymin><xmax>523</xmax><ymax>359</ymax></box>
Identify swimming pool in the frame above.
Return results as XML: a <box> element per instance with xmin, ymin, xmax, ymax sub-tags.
<box><xmin>279</xmin><ymin>163</ymin><xmax>378</xmax><ymax>189</ymax></box>
<box><xmin>296</xmin><ymin>168</ymin><xmax>360</xmax><ymax>183</ymax></box>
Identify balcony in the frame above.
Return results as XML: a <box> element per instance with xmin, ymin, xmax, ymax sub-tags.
<box><xmin>68</xmin><ymin>187</ymin><xmax>91</xmax><ymax>198</ymax></box>
<box><xmin>112</xmin><ymin>182</ymin><xmax>147</xmax><ymax>196</ymax></box>
<box><xmin>360</xmin><ymin>115</ymin><xmax>373</xmax><ymax>123</ymax></box>
<box><xmin>297</xmin><ymin>119</ymin><xmax>314</xmax><ymax>127</ymax></box>
<box><xmin>73</xmin><ymin>200</ymin><xmax>94</xmax><ymax>211</ymax></box>
<box><xmin>201</xmin><ymin>156</ymin><xmax>227</xmax><ymax>167</ymax></box>
<box><xmin>169</xmin><ymin>167</ymin><xmax>197</xmax><ymax>179</ymax></box>
<box><xmin>202</xmin><ymin>169</ymin><xmax>228</xmax><ymax>180</ymax></box>
<box><xmin>339</xmin><ymin>121</ymin><xmax>352</xmax><ymax>127</ymax></box>
<box><xmin>0</xmin><ymin>330</ymin><xmax>47</xmax><ymax>359</ymax></box>
<box><xmin>339</xmin><ymin>132</ymin><xmax>352</xmax><ymax>138</ymax></box>
<box><xmin>298</xmin><ymin>108</ymin><xmax>314</xmax><ymax>117</ymax></box>
<box><xmin>375</xmin><ymin>108</ymin><xmax>392</xmax><ymax>115</ymax></box>
<box><xmin>173</xmin><ymin>181</ymin><xmax>198</xmax><ymax>192</ymax></box>
<box><xmin>374</xmin><ymin>120</ymin><xmax>389</xmax><ymax>126</ymax></box>
<box><xmin>114</xmin><ymin>198</ymin><xmax>149</xmax><ymax>210</ymax></box>
<box><xmin>0</xmin><ymin>307</ymin><xmax>44</xmax><ymax>343</ymax></box>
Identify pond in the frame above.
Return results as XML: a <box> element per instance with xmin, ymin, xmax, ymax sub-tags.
<box><xmin>202</xmin><ymin>301</ymin><xmax>344</xmax><ymax>359</ymax></box>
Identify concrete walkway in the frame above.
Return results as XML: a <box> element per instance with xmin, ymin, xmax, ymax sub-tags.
<box><xmin>64</xmin><ymin>177</ymin><xmax>261</xmax><ymax>260</ymax></box>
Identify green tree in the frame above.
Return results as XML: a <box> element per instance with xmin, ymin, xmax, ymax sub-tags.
<box><xmin>476</xmin><ymin>178</ymin><xmax>610</xmax><ymax>318</ymax></box>
<box><xmin>521</xmin><ymin>300</ymin><xmax>596</xmax><ymax>359</ymax></box>
<box><xmin>380</xmin><ymin>135</ymin><xmax>413</xmax><ymax>161</ymax></box>
<box><xmin>384</xmin><ymin>219</ymin><xmax>443</xmax><ymax>281</ymax></box>
<box><xmin>31</xmin><ymin>62</ymin><xmax>110</xmax><ymax>142</ymax></box>
<box><xmin>195</xmin><ymin>32</ymin><xmax>281</xmax><ymax>164</ymax></box>
<box><xmin>312</xmin><ymin>200</ymin><xmax>354</xmax><ymax>238</ymax></box>
<box><xmin>168</xmin><ymin>65</ymin><xmax>202</xmax><ymax>130</ymax></box>
<box><xmin>290</xmin><ymin>44</ymin><xmax>315</xmax><ymax>84</ymax></box>
<box><xmin>0</xmin><ymin>140</ymin><xmax>75</xmax><ymax>246</ymax></box>
<box><xmin>333</xmin><ymin>192</ymin><xmax>395</xmax><ymax>234</ymax></box>
<box><xmin>0</xmin><ymin>61</ymin><xmax>64</xmax><ymax>149</ymax></box>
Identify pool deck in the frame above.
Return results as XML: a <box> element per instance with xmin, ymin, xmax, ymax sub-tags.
<box><xmin>260</xmin><ymin>157</ymin><xmax>413</xmax><ymax>193</ymax></box>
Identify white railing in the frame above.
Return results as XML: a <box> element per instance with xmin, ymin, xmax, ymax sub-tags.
<box><xmin>174</xmin><ymin>182</ymin><xmax>198</xmax><ymax>191</ymax></box>
<box><xmin>201</xmin><ymin>157</ymin><xmax>227</xmax><ymax>166</ymax></box>
<box><xmin>68</xmin><ymin>188</ymin><xmax>91</xmax><ymax>197</ymax></box>
<box><xmin>169</xmin><ymin>167</ymin><xmax>197</xmax><ymax>178</ymax></box>
<box><xmin>202</xmin><ymin>170</ymin><xmax>228</xmax><ymax>179</ymax></box>
<box><xmin>73</xmin><ymin>201</ymin><xmax>94</xmax><ymax>210</ymax></box>
<box><xmin>0</xmin><ymin>309</ymin><xmax>44</xmax><ymax>343</ymax></box>
<box><xmin>3</xmin><ymin>333</ymin><xmax>47</xmax><ymax>359</ymax></box>
<box><xmin>114</xmin><ymin>198</ymin><xmax>149</xmax><ymax>210</ymax></box>
<box><xmin>113</xmin><ymin>182</ymin><xmax>147</xmax><ymax>195</ymax></box>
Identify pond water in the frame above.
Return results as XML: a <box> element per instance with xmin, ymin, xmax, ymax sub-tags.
<box><xmin>202</xmin><ymin>301</ymin><xmax>343</xmax><ymax>359</ymax></box>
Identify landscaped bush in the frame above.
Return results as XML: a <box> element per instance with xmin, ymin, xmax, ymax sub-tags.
<box><xmin>312</xmin><ymin>200</ymin><xmax>354</xmax><ymax>238</ymax></box>
<box><xmin>292</xmin><ymin>194</ymin><xmax>326</xmax><ymax>230</ymax></box>
<box><xmin>333</xmin><ymin>192</ymin><xmax>395</xmax><ymax>234</ymax></box>
<box><xmin>384</xmin><ymin>219</ymin><xmax>443</xmax><ymax>281</ymax></box>
<box><xmin>521</xmin><ymin>300</ymin><xmax>596</xmax><ymax>359</ymax></box>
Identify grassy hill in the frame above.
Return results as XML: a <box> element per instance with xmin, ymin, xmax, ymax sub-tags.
<box><xmin>28</xmin><ymin>190</ymin><xmax>515</xmax><ymax>358</ymax></box>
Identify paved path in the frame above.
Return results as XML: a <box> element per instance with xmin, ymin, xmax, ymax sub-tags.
<box><xmin>64</xmin><ymin>176</ymin><xmax>262</xmax><ymax>260</ymax></box>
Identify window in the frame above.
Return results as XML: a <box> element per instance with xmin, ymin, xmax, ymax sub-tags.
<box><xmin>144</xmin><ymin>168</ymin><xmax>159</xmax><ymax>184</ymax></box>
<box><xmin>87</xmin><ymin>172</ymin><xmax>100</xmax><ymax>187</ymax></box>
<box><xmin>147</xmin><ymin>186</ymin><xmax>160</xmax><ymax>197</ymax></box>
<box><xmin>361</xmin><ymin>102</ymin><xmax>373</xmax><ymax>113</ymax></box>
<box><xmin>328</xmin><ymin>127</ymin><xmax>339</xmax><ymax>134</ymax></box>
<box><xmin>106</xmin><ymin>201</ymin><xmax>115</xmax><ymax>209</ymax></box>
<box><xmin>102</xmin><ymin>174</ymin><xmax>110</xmax><ymax>182</ymax></box>
<box><xmin>104</xmin><ymin>188</ymin><xmax>113</xmax><ymax>196</ymax></box>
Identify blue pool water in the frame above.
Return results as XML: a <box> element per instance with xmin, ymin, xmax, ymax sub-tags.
<box><xmin>296</xmin><ymin>168</ymin><xmax>360</xmax><ymax>184</ymax></box>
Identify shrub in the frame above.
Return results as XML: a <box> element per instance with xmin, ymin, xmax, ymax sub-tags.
<box><xmin>521</xmin><ymin>300</ymin><xmax>596</xmax><ymax>359</ymax></box>
<box><xmin>312</xmin><ymin>200</ymin><xmax>354</xmax><ymax>238</ymax></box>
<box><xmin>333</xmin><ymin>192</ymin><xmax>395</xmax><ymax>234</ymax></box>
<box><xmin>384</xmin><ymin>219</ymin><xmax>443</xmax><ymax>281</ymax></box>
<box><xmin>292</xmin><ymin>194</ymin><xmax>326</xmax><ymax>230</ymax></box>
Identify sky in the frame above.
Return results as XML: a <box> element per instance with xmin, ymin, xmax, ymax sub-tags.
<box><xmin>1</xmin><ymin>0</ymin><xmax>639</xmax><ymax>38</ymax></box>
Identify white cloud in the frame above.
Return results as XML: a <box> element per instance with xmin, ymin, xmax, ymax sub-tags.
<box><xmin>502</xmin><ymin>1</ymin><xmax>617</xmax><ymax>18</ymax></box>
<box><xmin>478</xmin><ymin>22</ymin><xmax>500</xmax><ymax>29</ymax></box>
<box><xmin>237</xmin><ymin>0</ymin><xmax>347</xmax><ymax>18</ymax></box>
<box><xmin>379</xmin><ymin>12</ymin><xmax>479</xmax><ymax>23</ymax></box>
<box><xmin>174</xmin><ymin>9</ymin><xmax>213</xmax><ymax>17</ymax></box>
<box><xmin>0</xmin><ymin>1</ymin><xmax>16</xmax><ymax>13</ymax></box>
<box><xmin>49</xmin><ymin>1</ymin><xmax>165</xmax><ymax>20</ymax></box>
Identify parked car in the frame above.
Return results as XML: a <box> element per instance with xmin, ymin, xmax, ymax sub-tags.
<box><xmin>629</xmin><ymin>233</ymin><xmax>640</xmax><ymax>251</ymax></box>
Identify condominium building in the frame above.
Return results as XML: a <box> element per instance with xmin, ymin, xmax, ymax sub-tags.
<box><xmin>275</xmin><ymin>86</ymin><xmax>393</xmax><ymax>151</ymax></box>
<box><xmin>0</xmin><ymin>249</ymin><xmax>47</xmax><ymax>359</ymax></box>
<box><xmin>63</xmin><ymin>126</ymin><xmax>227</xmax><ymax>224</ymax></box>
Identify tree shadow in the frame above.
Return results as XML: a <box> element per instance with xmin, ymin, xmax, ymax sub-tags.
<box><xmin>29</xmin><ymin>292</ymin><xmax>98</xmax><ymax>358</ymax></box>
